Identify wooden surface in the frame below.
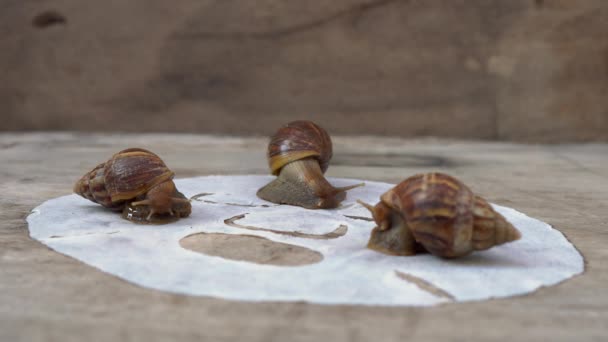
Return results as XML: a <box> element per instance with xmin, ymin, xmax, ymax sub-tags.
<box><xmin>1</xmin><ymin>133</ymin><xmax>607</xmax><ymax>341</ymax></box>
<box><xmin>2</xmin><ymin>0</ymin><xmax>608</xmax><ymax>141</ymax></box>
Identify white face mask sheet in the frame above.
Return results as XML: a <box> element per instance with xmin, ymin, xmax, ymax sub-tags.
<box><xmin>27</xmin><ymin>175</ymin><xmax>584</xmax><ymax>306</ymax></box>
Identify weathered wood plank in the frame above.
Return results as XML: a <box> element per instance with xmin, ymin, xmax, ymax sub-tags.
<box><xmin>2</xmin><ymin>1</ymin><xmax>608</xmax><ymax>141</ymax></box>
<box><xmin>0</xmin><ymin>133</ymin><xmax>607</xmax><ymax>341</ymax></box>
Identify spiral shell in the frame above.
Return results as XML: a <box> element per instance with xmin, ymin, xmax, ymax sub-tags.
<box><xmin>367</xmin><ymin>172</ymin><xmax>521</xmax><ymax>258</ymax></box>
<box><xmin>267</xmin><ymin>120</ymin><xmax>333</xmax><ymax>175</ymax></box>
<box><xmin>258</xmin><ymin>120</ymin><xmax>362</xmax><ymax>209</ymax></box>
<box><xmin>74</xmin><ymin>148</ymin><xmax>174</xmax><ymax>209</ymax></box>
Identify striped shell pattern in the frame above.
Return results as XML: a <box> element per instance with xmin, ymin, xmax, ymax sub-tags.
<box><xmin>267</xmin><ymin>120</ymin><xmax>333</xmax><ymax>175</ymax></box>
<box><xmin>379</xmin><ymin>173</ymin><xmax>520</xmax><ymax>257</ymax></box>
<box><xmin>73</xmin><ymin>148</ymin><xmax>174</xmax><ymax>210</ymax></box>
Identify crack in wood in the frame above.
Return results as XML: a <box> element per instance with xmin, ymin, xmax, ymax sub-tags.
<box><xmin>551</xmin><ymin>151</ymin><xmax>608</xmax><ymax>181</ymax></box>
<box><xmin>173</xmin><ymin>0</ymin><xmax>403</xmax><ymax>40</ymax></box>
<box><xmin>395</xmin><ymin>270</ymin><xmax>455</xmax><ymax>301</ymax></box>
<box><xmin>224</xmin><ymin>214</ymin><xmax>347</xmax><ymax>240</ymax></box>
<box><xmin>32</xmin><ymin>10</ymin><xmax>67</xmax><ymax>28</ymax></box>
<box><xmin>0</xmin><ymin>142</ymin><xmax>18</xmax><ymax>149</ymax></box>
<box><xmin>333</xmin><ymin>153</ymin><xmax>456</xmax><ymax>168</ymax></box>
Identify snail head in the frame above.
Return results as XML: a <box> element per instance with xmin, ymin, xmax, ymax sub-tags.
<box><xmin>357</xmin><ymin>200</ymin><xmax>393</xmax><ymax>231</ymax></box>
<box><xmin>131</xmin><ymin>181</ymin><xmax>190</xmax><ymax>220</ymax></box>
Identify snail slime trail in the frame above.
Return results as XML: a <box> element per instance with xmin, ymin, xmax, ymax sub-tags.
<box><xmin>257</xmin><ymin>120</ymin><xmax>363</xmax><ymax>209</ymax></box>
<box><xmin>360</xmin><ymin>172</ymin><xmax>521</xmax><ymax>258</ymax></box>
<box><xmin>122</xmin><ymin>191</ymin><xmax>191</xmax><ymax>224</ymax></box>
<box><xmin>74</xmin><ymin>148</ymin><xmax>192</xmax><ymax>224</ymax></box>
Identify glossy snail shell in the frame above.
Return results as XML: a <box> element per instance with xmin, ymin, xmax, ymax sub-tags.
<box><xmin>257</xmin><ymin>120</ymin><xmax>363</xmax><ymax>209</ymax></box>
<box><xmin>267</xmin><ymin>120</ymin><xmax>333</xmax><ymax>175</ymax></box>
<box><xmin>362</xmin><ymin>172</ymin><xmax>521</xmax><ymax>258</ymax></box>
<box><xmin>74</xmin><ymin>148</ymin><xmax>191</xmax><ymax>223</ymax></box>
<box><xmin>74</xmin><ymin>148</ymin><xmax>173</xmax><ymax>208</ymax></box>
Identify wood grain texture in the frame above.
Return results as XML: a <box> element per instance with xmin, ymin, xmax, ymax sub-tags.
<box><xmin>2</xmin><ymin>1</ymin><xmax>608</xmax><ymax>141</ymax></box>
<box><xmin>1</xmin><ymin>133</ymin><xmax>607</xmax><ymax>341</ymax></box>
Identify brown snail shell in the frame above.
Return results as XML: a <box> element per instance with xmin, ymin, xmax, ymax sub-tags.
<box><xmin>359</xmin><ymin>172</ymin><xmax>521</xmax><ymax>258</ymax></box>
<box><xmin>257</xmin><ymin>120</ymin><xmax>363</xmax><ymax>209</ymax></box>
<box><xmin>74</xmin><ymin>148</ymin><xmax>191</xmax><ymax>223</ymax></box>
<box><xmin>266</xmin><ymin>120</ymin><xmax>333</xmax><ymax>176</ymax></box>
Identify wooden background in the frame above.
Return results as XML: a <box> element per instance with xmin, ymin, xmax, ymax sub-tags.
<box><xmin>2</xmin><ymin>0</ymin><xmax>608</xmax><ymax>142</ymax></box>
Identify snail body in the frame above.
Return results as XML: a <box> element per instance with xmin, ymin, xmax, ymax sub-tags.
<box><xmin>359</xmin><ymin>173</ymin><xmax>520</xmax><ymax>258</ymax></box>
<box><xmin>74</xmin><ymin>148</ymin><xmax>191</xmax><ymax>223</ymax></box>
<box><xmin>257</xmin><ymin>120</ymin><xmax>363</xmax><ymax>209</ymax></box>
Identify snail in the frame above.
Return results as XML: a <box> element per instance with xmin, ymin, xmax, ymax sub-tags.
<box><xmin>358</xmin><ymin>172</ymin><xmax>521</xmax><ymax>258</ymax></box>
<box><xmin>256</xmin><ymin>120</ymin><xmax>363</xmax><ymax>209</ymax></box>
<box><xmin>73</xmin><ymin>148</ymin><xmax>192</xmax><ymax>223</ymax></box>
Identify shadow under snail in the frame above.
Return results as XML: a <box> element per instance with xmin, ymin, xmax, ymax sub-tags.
<box><xmin>73</xmin><ymin>148</ymin><xmax>192</xmax><ymax>224</ymax></box>
<box><xmin>256</xmin><ymin>120</ymin><xmax>363</xmax><ymax>209</ymax></box>
<box><xmin>358</xmin><ymin>172</ymin><xmax>521</xmax><ymax>258</ymax></box>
